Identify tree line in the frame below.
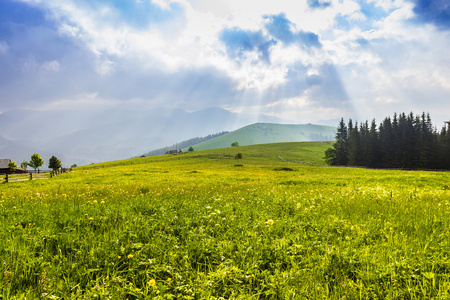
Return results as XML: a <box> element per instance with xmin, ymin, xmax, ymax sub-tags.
<box><xmin>325</xmin><ymin>112</ymin><xmax>450</xmax><ymax>169</ymax></box>
<box><xmin>7</xmin><ymin>153</ymin><xmax>62</xmax><ymax>173</ymax></box>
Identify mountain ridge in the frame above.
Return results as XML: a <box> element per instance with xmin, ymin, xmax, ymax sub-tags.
<box><xmin>0</xmin><ymin>107</ymin><xmax>292</xmax><ymax>165</ymax></box>
<box><xmin>185</xmin><ymin>123</ymin><xmax>336</xmax><ymax>152</ymax></box>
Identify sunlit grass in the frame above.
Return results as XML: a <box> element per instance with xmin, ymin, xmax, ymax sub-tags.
<box><xmin>1</xmin><ymin>142</ymin><xmax>450</xmax><ymax>298</ymax></box>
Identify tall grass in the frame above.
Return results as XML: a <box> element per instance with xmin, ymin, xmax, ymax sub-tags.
<box><xmin>1</xmin><ymin>142</ymin><xmax>449</xmax><ymax>299</ymax></box>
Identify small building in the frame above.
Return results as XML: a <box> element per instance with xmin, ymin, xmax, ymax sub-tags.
<box><xmin>0</xmin><ymin>159</ymin><xmax>27</xmax><ymax>174</ymax></box>
<box><xmin>165</xmin><ymin>150</ymin><xmax>181</xmax><ymax>154</ymax></box>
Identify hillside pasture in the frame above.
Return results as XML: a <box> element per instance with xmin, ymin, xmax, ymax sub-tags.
<box><xmin>186</xmin><ymin>123</ymin><xmax>336</xmax><ymax>152</ymax></box>
<box><xmin>1</xmin><ymin>142</ymin><xmax>450</xmax><ymax>299</ymax></box>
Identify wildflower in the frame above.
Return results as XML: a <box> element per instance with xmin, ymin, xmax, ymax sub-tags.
<box><xmin>296</xmin><ymin>203</ymin><xmax>301</xmax><ymax>209</ymax></box>
<box><xmin>89</xmin><ymin>217</ymin><xmax>94</xmax><ymax>221</ymax></box>
<box><xmin>266</xmin><ymin>219</ymin><xmax>274</xmax><ymax>225</ymax></box>
<box><xmin>148</xmin><ymin>279</ymin><xmax>156</xmax><ymax>287</ymax></box>
<box><xmin>128</xmin><ymin>254</ymin><xmax>133</xmax><ymax>259</ymax></box>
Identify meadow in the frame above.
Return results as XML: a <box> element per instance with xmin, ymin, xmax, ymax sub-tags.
<box><xmin>1</xmin><ymin>142</ymin><xmax>450</xmax><ymax>299</ymax></box>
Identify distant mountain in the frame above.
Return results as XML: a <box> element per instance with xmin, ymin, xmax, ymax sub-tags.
<box><xmin>143</xmin><ymin>131</ymin><xmax>229</xmax><ymax>157</ymax></box>
<box><xmin>0</xmin><ymin>107</ymin><xmax>289</xmax><ymax>165</ymax></box>
<box><xmin>0</xmin><ymin>136</ymin><xmax>68</xmax><ymax>168</ymax></box>
<box><xmin>186</xmin><ymin>123</ymin><xmax>336</xmax><ymax>151</ymax></box>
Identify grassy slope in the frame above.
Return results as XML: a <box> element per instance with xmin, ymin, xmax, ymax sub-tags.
<box><xmin>187</xmin><ymin>123</ymin><xmax>336</xmax><ymax>151</ymax></box>
<box><xmin>1</xmin><ymin>142</ymin><xmax>450</xmax><ymax>298</ymax></box>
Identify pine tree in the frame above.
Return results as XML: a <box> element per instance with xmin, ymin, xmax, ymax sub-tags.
<box><xmin>347</xmin><ymin>122</ymin><xmax>361</xmax><ymax>166</ymax></box>
<box><xmin>333</xmin><ymin>118</ymin><xmax>349</xmax><ymax>165</ymax></box>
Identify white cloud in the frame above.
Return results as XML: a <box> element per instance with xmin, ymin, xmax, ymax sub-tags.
<box><xmin>5</xmin><ymin>0</ymin><xmax>450</xmax><ymax>125</ymax></box>
<box><xmin>94</xmin><ymin>58</ymin><xmax>115</xmax><ymax>76</ymax></box>
<box><xmin>0</xmin><ymin>41</ymin><xmax>8</xmax><ymax>54</ymax></box>
<box><xmin>367</xmin><ymin>0</ymin><xmax>406</xmax><ymax>11</ymax></box>
<box><xmin>43</xmin><ymin>60</ymin><xmax>60</xmax><ymax>72</ymax></box>
<box><xmin>151</xmin><ymin>0</ymin><xmax>172</xmax><ymax>10</ymax></box>
<box><xmin>263</xmin><ymin>94</ymin><xmax>349</xmax><ymax>123</ymax></box>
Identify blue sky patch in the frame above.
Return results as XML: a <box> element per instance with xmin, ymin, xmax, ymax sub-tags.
<box><xmin>307</xmin><ymin>0</ymin><xmax>332</xmax><ymax>10</ymax></box>
<box><xmin>220</xmin><ymin>27</ymin><xmax>276</xmax><ymax>62</ymax></box>
<box><xmin>84</xmin><ymin>0</ymin><xmax>185</xmax><ymax>28</ymax></box>
<box><xmin>0</xmin><ymin>1</ymin><xmax>51</xmax><ymax>39</ymax></box>
<box><xmin>264</xmin><ymin>13</ymin><xmax>322</xmax><ymax>48</ymax></box>
<box><xmin>412</xmin><ymin>0</ymin><xmax>450</xmax><ymax>29</ymax></box>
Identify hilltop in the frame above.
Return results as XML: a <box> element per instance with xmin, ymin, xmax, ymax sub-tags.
<box><xmin>185</xmin><ymin>123</ymin><xmax>335</xmax><ymax>152</ymax></box>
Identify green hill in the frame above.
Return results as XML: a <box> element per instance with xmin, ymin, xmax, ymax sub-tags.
<box><xmin>186</xmin><ymin>123</ymin><xmax>335</xmax><ymax>151</ymax></box>
<box><xmin>3</xmin><ymin>141</ymin><xmax>450</xmax><ymax>298</ymax></box>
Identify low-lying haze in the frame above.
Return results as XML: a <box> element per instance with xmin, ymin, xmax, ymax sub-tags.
<box><xmin>1</xmin><ymin>0</ymin><xmax>449</xmax><ymax>164</ymax></box>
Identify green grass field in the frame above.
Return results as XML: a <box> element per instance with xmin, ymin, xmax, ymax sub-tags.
<box><xmin>1</xmin><ymin>142</ymin><xmax>450</xmax><ymax>299</ymax></box>
<box><xmin>186</xmin><ymin>123</ymin><xmax>335</xmax><ymax>151</ymax></box>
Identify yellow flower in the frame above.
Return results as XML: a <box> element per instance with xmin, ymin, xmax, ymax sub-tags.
<box><xmin>266</xmin><ymin>219</ymin><xmax>274</xmax><ymax>225</ymax></box>
<box><xmin>89</xmin><ymin>217</ymin><xmax>94</xmax><ymax>221</ymax></box>
<box><xmin>128</xmin><ymin>254</ymin><xmax>133</xmax><ymax>259</ymax></box>
<box><xmin>148</xmin><ymin>279</ymin><xmax>156</xmax><ymax>287</ymax></box>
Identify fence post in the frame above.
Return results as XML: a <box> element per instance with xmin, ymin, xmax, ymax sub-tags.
<box><xmin>30</xmin><ymin>173</ymin><xmax>33</xmax><ymax>180</ymax></box>
<box><xmin>5</xmin><ymin>174</ymin><xmax>8</xmax><ymax>183</ymax></box>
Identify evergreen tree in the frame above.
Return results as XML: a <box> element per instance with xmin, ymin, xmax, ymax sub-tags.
<box><xmin>347</xmin><ymin>122</ymin><xmax>361</xmax><ymax>166</ymax></box>
<box><xmin>379</xmin><ymin>117</ymin><xmax>394</xmax><ymax>167</ymax></box>
<box><xmin>327</xmin><ymin>113</ymin><xmax>448</xmax><ymax>170</ymax></box>
<box><xmin>438</xmin><ymin>123</ymin><xmax>450</xmax><ymax>169</ymax></box>
<box><xmin>367</xmin><ymin>119</ymin><xmax>380</xmax><ymax>167</ymax></box>
<box><xmin>333</xmin><ymin>118</ymin><xmax>348</xmax><ymax>165</ymax></box>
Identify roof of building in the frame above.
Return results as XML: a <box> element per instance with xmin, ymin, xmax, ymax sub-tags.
<box><xmin>0</xmin><ymin>159</ymin><xmax>11</xmax><ymax>169</ymax></box>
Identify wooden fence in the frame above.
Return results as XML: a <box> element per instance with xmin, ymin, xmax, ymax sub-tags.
<box><xmin>1</xmin><ymin>168</ymin><xmax>71</xmax><ymax>183</ymax></box>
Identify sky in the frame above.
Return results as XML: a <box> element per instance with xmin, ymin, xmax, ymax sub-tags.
<box><xmin>1</xmin><ymin>0</ymin><xmax>450</xmax><ymax>126</ymax></box>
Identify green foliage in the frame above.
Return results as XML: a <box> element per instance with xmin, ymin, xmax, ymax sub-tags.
<box><xmin>231</xmin><ymin>141</ymin><xmax>239</xmax><ymax>147</ymax></box>
<box><xmin>329</xmin><ymin>113</ymin><xmax>450</xmax><ymax>169</ymax></box>
<box><xmin>234</xmin><ymin>152</ymin><xmax>243</xmax><ymax>160</ymax></box>
<box><xmin>234</xmin><ymin>152</ymin><xmax>243</xmax><ymax>166</ymax></box>
<box><xmin>71</xmin><ymin>164</ymin><xmax>78</xmax><ymax>168</ymax></box>
<box><xmin>20</xmin><ymin>160</ymin><xmax>28</xmax><ymax>170</ymax></box>
<box><xmin>28</xmin><ymin>153</ymin><xmax>44</xmax><ymax>171</ymax></box>
<box><xmin>188</xmin><ymin>146</ymin><xmax>194</xmax><ymax>152</ymax></box>
<box><xmin>8</xmin><ymin>161</ymin><xmax>17</xmax><ymax>172</ymax></box>
<box><xmin>324</xmin><ymin>147</ymin><xmax>336</xmax><ymax>165</ymax></box>
<box><xmin>2</xmin><ymin>143</ymin><xmax>449</xmax><ymax>298</ymax></box>
<box><xmin>48</xmin><ymin>155</ymin><xmax>62</xmax><ymax>171</ymax></box>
